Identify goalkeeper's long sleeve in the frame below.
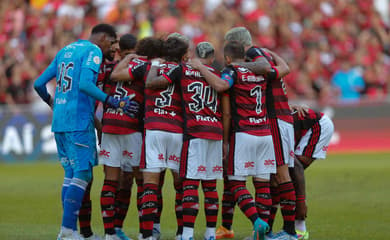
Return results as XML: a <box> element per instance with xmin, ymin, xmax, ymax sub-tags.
<box><xmin>34</xmin><ymin>58</ymin><xmax>57</xmax><ymax>104</ymax></box>
<box><xmin>79</xmin><ymin>67</ymin><xmax>108</xmax><ymax>103</ymax></box>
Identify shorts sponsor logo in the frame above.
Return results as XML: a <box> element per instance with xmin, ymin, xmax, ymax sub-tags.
<box><xmin>197</xmin><ymin>165</ymin><xmax>206</xmax><ymax>172</ymax></box>
<box><xmin>212</xmin><ymin>165</ymin><xmax>223</xmax><ymax>173</ymax></box>
<box><xmin>169</xmin><ymin>154</ymin><xmax>180</xmax><ymax>163</ymax></box>
<box><xmin>322</xmin><ymin>146</ymin><xmax>328</xmax><ymax>151</ymax></box>
<box><xmin>289</xmin><ymin>150</ymin><xmax>295</xmax><ymax>158</ymax></box>
<box><xmin>244</xmin><ymin>161</ymin><xmax>255</xmax><ymax>168</ymax></box>
<box><xmin>264</xmin><ymin>159</ymin><xmax>275</xmax><ymax>166</ymax></box>
<box><xmin>158</xmin><ymin>153</ymin><xmax>165</xmax><ymax>161</ymax></box>
<box><xmin>68</xmin><ymin>159</ymin><xmax>75</xmax><ymax>166</ymax></box>
<box><xmin>123</xmin><ymin>150</ymin><xmax>133</xmax><ymax>158</ymax></box>
<box><xmin>99</xmin><ymin>149</ymin><xmax>110</xmax><ymax>158</ymax></box>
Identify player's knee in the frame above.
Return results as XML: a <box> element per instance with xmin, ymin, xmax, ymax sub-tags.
<box><xmin>275</xmin><ymin>164</ymin><xmax>292</xmax><ymax>183</ymax></box>
<box><xmin>74</xmin><ymin>170</ymin><xmax>92</xmax><ymax>183</ymax></box>
<box><xmin>120</xmin><ymin>171</ymin><xmax>134</xmax><ymax>189</ymax></box>
<box><xmin>297</xmin><ymin>156</ymin><xmax>314</xmax><ymax>169</ymax></box>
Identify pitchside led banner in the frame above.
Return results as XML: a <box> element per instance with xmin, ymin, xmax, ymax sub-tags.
<box><xmin>1</xmin><ymin>103</ymin><xmax>389</xmax><ymax>162</ymax></box>
<box><xmin>0</xmin><ymin>107</ymin><xmax>57</xmax><ymax>162</ymax></box>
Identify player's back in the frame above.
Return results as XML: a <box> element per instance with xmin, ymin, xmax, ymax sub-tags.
<box><xmin>293</xmin><ymin>108</ymin><xmax>323</xmax><ymax>144</ymax></box>
<box><xmin>180</xmin><ymin>63</ymin><xmax>222</xmax><ymax>140</ymax></box>
<box><xmin>52</xmin><ymin>40</ymin><xmax>102</xmax><ymax>132</ymax></box>
<box><xmin>228</xmin><ymin>64</ymin><xmax>270</xmax><ymax>136</ymax></box>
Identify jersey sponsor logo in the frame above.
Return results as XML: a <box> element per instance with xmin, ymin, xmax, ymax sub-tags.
<box><xmin>99</xmin><ymin>149</ymin><xmax>110</xmax><ymax>158</ymax></box>
<box><xmin>106</xmin><ymin>107</ymin><xmax>126</xmax><ymax>115</ymax></box>
<box><xmin>195</xmin><ymin>115</ymin><xmax>218</xmax><ymax>122</ymax></box>
<box><xmin>123</xmin><ymin>150</ymin><xmax>133</xmax><ymax>158</ymax></box>
<box><xmin>244</xmin><ymin>161</ymin><xmax>255</xmax><ymax>168</ymax></box>
<box><xmin>249</xmin><ymin>117</ymin><xmax>267</xmax><ymax>124</ymax></box>
<box><xmin>153</xmin><ymin>108</ymin><xmax>176</xmax><ymax>117</ymax></box>
<box><xmin>322</xmin><ymin>146</ymin><xmax>328</xmax><ymax>152</ymax></box>
<box><xmin>168</xmin><ymin>154</ymin><xmax>180</xmax><ymax>163</ymax></box>
<box><xmin>264</xmin><ymin>159</ymin><xmax>275</xmax><ymax>166</ymax></box>
<box><xmin>212</xmin><ymin>165</ymin><xmax>223</xmax><ymax>173</ymax></box>
<box><xmin>197</xmin><ymin>165</ymin><xmax>206</xmax><ymax>172</ymax></box>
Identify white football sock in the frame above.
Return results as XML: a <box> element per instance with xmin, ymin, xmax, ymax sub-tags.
<box><xmin>204</xmin><ymin>227</ymin><xmax>216</xmax><ymax>239</ymax></box>
<box><xmin>182</xmin><ymin>227</ymin><xmax>194</xmax><ymax>240</ymax></box>
<box><xmin>295</xmin><ymin>220</ymin><xmax>307</xmax><ymax>232</ymax></box>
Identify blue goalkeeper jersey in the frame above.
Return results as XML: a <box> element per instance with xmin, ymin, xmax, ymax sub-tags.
<box><xmin>50</xmin><ymin>40</ymin><xmax>102</xmax><ymax>132</ymax></box>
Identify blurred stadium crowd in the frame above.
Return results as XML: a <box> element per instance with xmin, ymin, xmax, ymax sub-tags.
<box><xmin>1</xmin><ymin>0</ymin><xmax>389</xmax><ymax>108</ymax></box>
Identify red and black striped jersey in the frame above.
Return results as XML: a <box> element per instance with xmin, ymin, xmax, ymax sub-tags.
<box><xmin>293</xmin><ymin>108</ymin><xmax>323</xmax><ymax>145</ymax></box>
<box><xmin>246</xmin><ymin>46</ymin><xmax>293</xmax><ymax>123</ymax></box>
<box><xmin>222</xmin><ymin>64</ymin><xmax>270</xmax><ymax>136</ymax></box>
<box><xmin>97</xmin><ymin>60</ymin><xmax>116</xmax><ymax>91</ymax></box>
<box><xmin>101</xmin><ymin>58</ymin><xmax>147</xmax><ymax>134</ymax></box>
<box><xmin>144</xmin><ymin>62</ymin><xmax>183</xmax><ymax>133</ymax></box>
<box><xmin>95</xmin><ymin>60</ymin><xmax>116</xmax><ymax>110</ymax></box>
<box><xmin>180</xmin><ymin>63</ymin><xmax>223</xmax><ymax>140</ymax></box>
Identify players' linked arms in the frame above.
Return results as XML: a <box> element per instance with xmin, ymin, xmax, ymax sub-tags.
<box><xmin>262</xmin><ymin>48</ymin><xmax>290</xmax><ymax>79</ymax></box>
<box><xmin>188</xmin><ymin>58</ymin><xmax>229</xmax><ymax>93</ymax></box>
<box><xmin>232</xmin><ymin>57</ymin><xmax>271</xmax><ymax>75</ymax></box>
<box><xmin>221</xmin><ymin>94</ymin><xmax>231</xmax><ymax>143</ymax></box>
<box><xmin>110</xmin><ymin>54</ymin><xmax>142</xmax><ymax>82</ymax></box>
<box><xmin>145</xmin><ymin>60</ymin><xmax>170</xmax><ymax>89</ymax></box>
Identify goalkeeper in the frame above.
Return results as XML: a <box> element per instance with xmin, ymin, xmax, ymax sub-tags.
<box><xmin>33</xmin><ymin>23</ymin><xmax>138</xmax><ymax>240</ymax></box>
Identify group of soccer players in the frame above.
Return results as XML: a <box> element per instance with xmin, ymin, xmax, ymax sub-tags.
<box><xmin>34</xmin><ymin>23</ymin><xmax>334</xmax><ymax>240</ymax></box>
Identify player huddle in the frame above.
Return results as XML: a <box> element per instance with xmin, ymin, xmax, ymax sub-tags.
<box><xmin>34</xmin><ymin>24</ymin><xmax>334</xmax><ymax>240</ymax></box>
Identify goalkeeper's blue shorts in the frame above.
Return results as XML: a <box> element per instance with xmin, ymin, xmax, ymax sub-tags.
<box><xmin>55</xmin><ymin>126</ymin><xmax>97</xmax><ymax>173</ymax></box>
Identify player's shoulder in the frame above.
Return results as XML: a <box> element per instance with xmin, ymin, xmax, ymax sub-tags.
<box><xmin>130</xmin><ymin>57</ymin><xmax>148</xmax><ymax>66</ymax></box>
<box><xmin>222</xmin><ymin>65</ymin><xmax>236</xmax><ymax>73</ymax></box>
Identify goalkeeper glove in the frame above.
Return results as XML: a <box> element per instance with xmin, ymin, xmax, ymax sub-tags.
<box><xmin>104</xmin><ymin>96</ymin><xmax>121</xmax><ymax>108</ymax></box>
<box><xmin>122</xmin><ymin>98</ymin><xmax>139</xmax><ymax>118</ymax></box>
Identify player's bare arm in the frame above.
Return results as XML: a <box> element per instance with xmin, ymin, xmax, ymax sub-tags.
<box><xmin>290</xmin><ymin>158</ymin><xmax>308</xmax><ymax>220</ymax></box>
<box><xmin>263</xmin><ymin>48</ymin><xmax>290</xmax><ymax>78</ymax></box>
<box><xmin>232</xmin><ymin>56</ymin><xmax>271</xmax><ymax>75</ymax></box>
<box><xmin>145</xmin><ymin>59</ymin><xmax>170</xmax><ymax>89</ymax></box>
<box><xmin>221</xmin><ymin>93</ymin><xmax>231</xmax><ymax>164</ymax></box>
<box><xmin>188</xmin><ymin>58</ymin><xmax>230</xmax><ymax>92</ymax></box>
<box><xmin>110</xmin><ymin>53</ymin><xmax>140</xmax><ymax>82</ymax></box>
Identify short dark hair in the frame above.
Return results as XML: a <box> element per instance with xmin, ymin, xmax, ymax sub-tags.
<box><xmin>224</xmin><ymin>41</ymin><xmax>245</xmax><ymax>60</ymax></box>
<box><xmin>135</xmin><ymin>37</ymin><xmax>164</xmax><ymax>59</ymax></box>
<box><xmin>119</xmin><ymin>34</ymin><xmax>137</xmax><ymax>51</ymax></box>
<box><xmin>91</xmin><ymin>23</ymin><xmax>117</xmax><ymax>39</ymax></box>
<box><xmin>163</xmin><ymin>38</ymin><xmax>189</xmax><ymax>62</ymax></box>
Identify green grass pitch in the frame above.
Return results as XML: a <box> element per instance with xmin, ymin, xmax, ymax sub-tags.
<box><xmin>0</xmin><ymin>152</ymin><xmax>389</xmax><ymax>240</ymax></box>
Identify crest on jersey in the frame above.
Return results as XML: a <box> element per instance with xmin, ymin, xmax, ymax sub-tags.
<box><xmin>93</xmin><ymin>56</ymin><xmax>101</xmax><ymax>64</ymax></box>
